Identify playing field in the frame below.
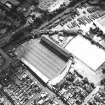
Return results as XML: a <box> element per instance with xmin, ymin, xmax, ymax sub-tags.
<box><xmin>16</xmin><ymin>39</ymin><xmax>66</xmax><ymax>82</ymax></box>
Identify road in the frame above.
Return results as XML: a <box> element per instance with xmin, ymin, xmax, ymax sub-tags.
<box><xmin>31</xmin><ymin>0</ymin><xmax>87</xmax><ymax>35</ymax></box>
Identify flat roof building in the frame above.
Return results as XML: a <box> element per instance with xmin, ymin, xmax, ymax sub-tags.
<box><xmin>65</xmin><ymin>35</ymin><xmax>105</xmax><ymax>71</ymax></box>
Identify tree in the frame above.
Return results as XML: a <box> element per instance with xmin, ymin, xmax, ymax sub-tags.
<box><xmin>102</xmin><ymin>68</ymin><xmax>105</xmax><ymax>74</ymax></box>
<box><xmin>101</xmin><ymin>78</ymin><xmax>105</xmax><ymax>86</ymax></box>
<box><xmin>87</xmin><ymin>0</ymin><xmax>105</xmax><ymax>9</ymax></box>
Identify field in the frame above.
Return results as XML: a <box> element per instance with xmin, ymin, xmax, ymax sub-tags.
<box><xmin>16</xmin><ymin>39</ymin><xmax>66</xmax><ymax>82</ymax></box>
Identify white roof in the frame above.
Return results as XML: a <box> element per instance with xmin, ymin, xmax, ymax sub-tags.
<box><xmin>65</xmin><ymin>35</ymin><xmax>105</xmax><ymax>71</ymax></box>
<box><xmin>48</xmin><ymin>0</ymin><xmax>70</xmax><ymax>12</ymax></box>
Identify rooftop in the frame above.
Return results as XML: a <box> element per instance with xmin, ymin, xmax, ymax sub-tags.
<box><xmin>65</xmin><ymin>35</ymin><xmax>105</xmax><ymax>71</ymax></box>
